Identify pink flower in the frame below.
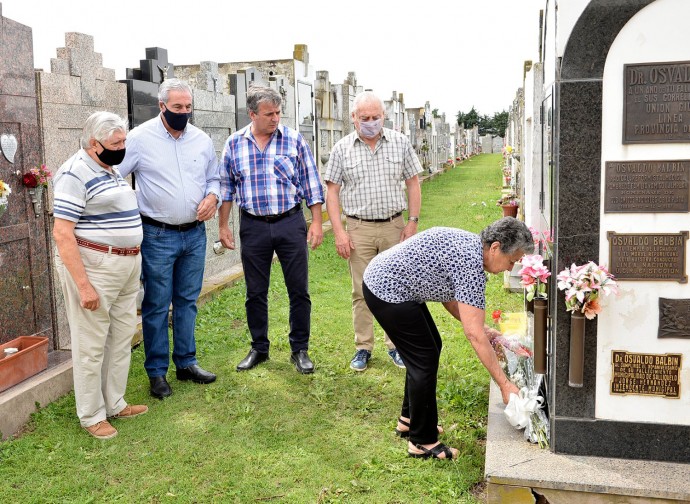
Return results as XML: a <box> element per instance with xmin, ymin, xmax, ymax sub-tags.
<box><xmin>519</xmin><ymin>254</ymin><xmax>551</xmax><ymax>301</ymax></box>
<box><xmin>520</xmin><ymin>273</ymin><xmax>537</xmax><ymax>287</ymax></box>
<box><xmin>557</xmin><ymin>261</ymin><xmax>617</xmax><ymax>317</ymax></box>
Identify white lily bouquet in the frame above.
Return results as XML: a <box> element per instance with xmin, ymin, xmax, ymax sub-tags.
<box><xmin>491</xmin><ymin>313</ymin><xmax>550</xmax><ymax>447</ymax></box>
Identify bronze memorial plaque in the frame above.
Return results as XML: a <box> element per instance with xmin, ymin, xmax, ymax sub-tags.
<box><xmin>658</xmin><ymin>297</ymin><xmax>690</xmax><ymax>339</ymax></box>
<box><xmin>611</xmin><ymin>351</ymin><xmax>682</xmax><ymax>398</ymax></box>
<box><xmin>604</xmin><ymin>160</ymin><xmax>690</xmax><ymax>212</ymax></box>
<box><xmin>624</xmin><ymin>61</ymin><xmax>690</xmax><ymax>143</ymax></box>
<box><xmin>608</xmin><ymin>231</ymin><xmax>688</xmax><ymax>283</ymax></box>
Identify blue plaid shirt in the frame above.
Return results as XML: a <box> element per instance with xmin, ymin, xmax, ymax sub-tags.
<box><xmin>220</xmin><ymin>124</ymin><xmax>324</xmax><ymax>215</ymax></box>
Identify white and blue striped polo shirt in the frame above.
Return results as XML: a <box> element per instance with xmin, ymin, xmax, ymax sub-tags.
<box><xmin>53</xmin><ymin>149</ymin><xmax>142</xmax><ymax>247</ymax></box>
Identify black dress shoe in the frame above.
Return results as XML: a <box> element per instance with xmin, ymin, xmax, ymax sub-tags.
<box><xmin>236</xmin><ymin>349</ymin><xmax>269</xmax><ymax>371</ymax></box>
<box><xmin>176</xmin><ymin>364</ymin><xmax>217</xmax><ymax>384</ymax></box>
<box><xmin>150</xmin><ymin>376</ymin><xmax>172</xmax><ymax>399</ymax></box>
<box><xmin>291</xmin><ymin>350</ymin><xmax>314</xmax><ymax>374</ymax></box>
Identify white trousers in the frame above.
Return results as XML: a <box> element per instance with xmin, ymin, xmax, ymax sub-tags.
<box><xmin>56</xmin><ymin>247</ymin><xmax>141</xmax><ymax>427</ymax></box>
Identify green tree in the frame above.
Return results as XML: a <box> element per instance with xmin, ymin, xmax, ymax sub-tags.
<box><xmin>492</xmin><ymin>110</ymin><xmax>509</xmax><ymax>136</ymax></box>
<box><xmin>456</xmin><ymin>106</ymin><xmax>479</xmax><ymax>128</ymax></box>
<box><xmin>478</xmin><ymin>114</ymin><xmax>493</xmax><ymax>135</ymax></box>
<box><xmin>457</xmin><ymin>108</ymin><xmax>509</xmax><ymax>137</ymax></box>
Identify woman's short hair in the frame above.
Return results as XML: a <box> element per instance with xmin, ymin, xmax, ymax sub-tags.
<box><xmin>158</xmin><ymin>78</ymin><xmax>193</xmax><ymax>103</ymax></box>
<box><xmin>247</xmin><ymin>85</ymin><xmax>282</xmax><ymax>114</ymax></box>
<box><xmin>80</xmin><ymin>111</ymin><xmax>128</xmax><ymax>148</ymax></box>
<box><xmin>480</xmin><ymin>217</ymin><xmax>535</xmax><ymax>255</ymax></box>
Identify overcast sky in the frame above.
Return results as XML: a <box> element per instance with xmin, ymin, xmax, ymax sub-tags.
<box><xmin>2</xmin><ymin>0</ymin><xmax>544</xmax><ymax>121</ymax></box>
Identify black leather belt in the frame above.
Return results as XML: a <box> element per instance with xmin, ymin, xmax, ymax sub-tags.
<box><xmin>141</xmin><ymin>215</ymin><xmax>201</xmax><ymax>232</ymax></box>
<box><xmin>241</xmin><ymin>204</ymin><xmax>301</xmax><ymax>223</ymax></box>
<box><xmin>346</xmin><ymin>211</ymin><xmax>402</xmax><ymax>223</ymax></box>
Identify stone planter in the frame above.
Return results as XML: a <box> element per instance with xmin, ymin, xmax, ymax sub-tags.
<box><xmin>0</xmin><ymin>336</ymin><xmax>49</xmax><ymax>393</ymax></box>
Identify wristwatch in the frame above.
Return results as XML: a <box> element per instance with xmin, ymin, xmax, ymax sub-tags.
<box><xmin>408</xmin><ymin>216</ymin><xmax>419</xmax><ymax>223</ymax></box>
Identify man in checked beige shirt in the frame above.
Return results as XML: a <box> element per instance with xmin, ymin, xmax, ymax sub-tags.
<box><xmin>325</xmin><ymin>91</ymin><xmax>422</xmax><ymax>373</ymax></box>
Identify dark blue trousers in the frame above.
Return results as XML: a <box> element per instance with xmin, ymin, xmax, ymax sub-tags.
<box><xmin>239</xmin><ymin>210</ymin><xmax>310</xmax><ymax>353</ymax></box>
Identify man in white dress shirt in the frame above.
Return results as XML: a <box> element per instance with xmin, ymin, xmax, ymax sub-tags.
<box><xmin>118</xmin><ymin>79</ymin><xmax>220</xmax><ymax>399</ymax></box>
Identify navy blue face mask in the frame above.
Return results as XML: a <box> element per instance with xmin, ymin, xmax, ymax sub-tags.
<box><xmin>162</xmin><ymin>105</ymin><xmax>191</xmax><ymax>131</ymax></box>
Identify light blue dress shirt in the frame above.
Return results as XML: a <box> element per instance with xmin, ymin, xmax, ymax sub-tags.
<box><xmin>118</xmin><ymin>115</ymin><xmax>220</xmax><ymax>225</ymax></box>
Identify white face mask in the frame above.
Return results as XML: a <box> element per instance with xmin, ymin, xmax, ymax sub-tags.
<box><xmin>358</xmin><ymin>118</ymin><xmax>383</xmax><ymax>139</ymax></box>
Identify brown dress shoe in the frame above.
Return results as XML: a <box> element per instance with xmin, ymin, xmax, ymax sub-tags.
<box><xmin>84</xmin><ymin>420</ymin><xmax>118</xmax><ymax>439</ymax></box>
<box><xmin>110</xmin><ymin>404</ymin><xmax>148</xmax><ymax>419</ymax></box>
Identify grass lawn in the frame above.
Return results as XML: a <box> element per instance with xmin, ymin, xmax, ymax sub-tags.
<box><xmin>0</xmin><ymin>153</ymin><xmax>524</xmax><ymax>503</ymax></box>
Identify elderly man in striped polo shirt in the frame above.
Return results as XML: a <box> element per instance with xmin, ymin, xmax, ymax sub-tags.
<box><xmin>325</xmin><ymin>91</ymin><xmax>423</xmax><ymax>373</ymax></box>
<box><xmin>53</xmin><ymin>111</ymin><xmax>148</xmax><ymax>439</ymax></box>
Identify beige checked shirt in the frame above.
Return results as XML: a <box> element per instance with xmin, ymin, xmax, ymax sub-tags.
<box><xmin>324</xmin><ymin>128</ymin><xmax>422</xmax><ymax>220</ymax></box>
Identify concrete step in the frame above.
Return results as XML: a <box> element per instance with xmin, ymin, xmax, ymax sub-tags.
<box><xmin>485</xmin><ymin>382</ymin><xmax>690</xmax><ymax>503</ymax></box>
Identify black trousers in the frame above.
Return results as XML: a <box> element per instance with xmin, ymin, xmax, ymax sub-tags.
<box><xmin>363</xmin><ymin>282</ymin><xmax>442</xmax><ymax>445</ymax></box>
<box><xmin>239</xmin><ymin>210</ymin><xmax>310</xmax><ymax>353</ymax></box>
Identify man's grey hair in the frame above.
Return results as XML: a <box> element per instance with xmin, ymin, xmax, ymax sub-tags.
<box><xmin>480</xmin><ymin>217</ymin><xmax>535</xmax><ymax>255</ymax></box>
<box><xmin>80</xmin><ymin>111</ymin><xmax>128</xmax><ymax>148</ymax></box>
<box><xmin>247</xmin><ymin>84</ymin><xmax>282</xmax><ymax>114</ymax></box>
<box><xmin>352</xmin><ymin>91</ymin><xmax>384</xmax><ymax>117</ymax></box>
<box><xmin>158</xmin><ymin>78</ymin><xmax>193</xmax><ymax>103</ymax></box>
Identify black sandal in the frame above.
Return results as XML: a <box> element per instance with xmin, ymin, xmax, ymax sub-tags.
<box><xmin>395</xmin><ymin>418</ymin><xmax>411</xmax><ymax>438</ymax></box>
<box><xmin>395</xmin><ymin>417</ymin><xmax>443</xmax><ymax>438</ymax></box>
<box><xmin>408</xmin><ymin>443</ymin><xmax>456</xmax><ymax>460</ymax></box>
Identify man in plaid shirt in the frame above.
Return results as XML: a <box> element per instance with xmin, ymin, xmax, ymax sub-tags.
<box><xmin>218</xmin><ymin>85</ymin><xmax>324</xmax><ymax>374</ymax></box>
<box><xmin>325</xmin><ymin>91</ymin><xmax>422</xmax><ymax>373</ymax></box>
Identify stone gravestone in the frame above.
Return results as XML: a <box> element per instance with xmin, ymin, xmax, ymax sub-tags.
<box><xmin>121</xmin><ymin>47</ymin><xmax>173</xmax><ymax>128</ymax></box>
<box><xmin>229</xmin><ymin>67</ymin><xmax>267</xmax><ymax>130</ymax></box>
<box><xmin>176</xmin><ymin>60</ymin><xmax>237</xmax><ymax>156</ymax></box>
<box><xmin>174</xmin><ymin>60</ymin><xmax>240</xmax><ymax>279</ymax></box>
<box><xmin>228</xmin><ymin>72</ymin><xmax>249</xmax><ymax>130</ymax></box>
<box><xmin>0</xmin><ymin>5</ymin><xmax>54</xmax><ymax>349</ymax></box>
<box><xmin>546</xmin><ymin>0</ymin><xmax>689</xmax><ymax>462</ymax></box>
<box><xmin>269</xmin><ymin>74</ymin><xmax>295</xmax><ymax>129</ymax></box>
<box><xmin>314</xmin><ymin>70</ymin><xmax>346</xmax><ymax>169</ymax></box>
<box><xmin>38</xmin><ymin>32</ymin><xmax>127</xmax><ymax>174</ymax></box>
<box><xmin>35</xmin><ymin>31</ymin><xmax>128</xmax><ymax>348</ymax></box>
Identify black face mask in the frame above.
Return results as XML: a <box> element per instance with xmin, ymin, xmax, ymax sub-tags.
<box><xmin>162</xmin><ymin>105</ymin><xmax>191</xmax><ymax>131</ymax></box>
<box><xmin>96</xmin><ymin>141</ymin><xmax>126</xmax><ymax>166</ymax></box>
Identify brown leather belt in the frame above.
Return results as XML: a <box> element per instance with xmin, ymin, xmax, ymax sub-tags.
<box><xmin>76</xmin><ymin>237</ymin><xmax>140</xmax><ymax>256</ymax></box>
<box><xmin>241</xmin><ymin>204</ymin><xmax>301</xmax><ymax>223</ymax></box>
<box><xmin>346</xmin><ymin>211</ymin><xmax>402</xmax><ymax>223</ymax></box>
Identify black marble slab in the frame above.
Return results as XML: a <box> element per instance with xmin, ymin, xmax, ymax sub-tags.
<box><xmin>553</xmin><ymin>417</ymin><xmax>690</xmax><ymax>462</ymax></box>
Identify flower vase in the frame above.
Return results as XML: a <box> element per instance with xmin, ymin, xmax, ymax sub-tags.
<box><xmin>501</xmin><ymin>204</ymin><xmax>518</xmax><ymax>218</ymax></box>
<box><xmin>524</xmin><ymin>295</ymin><xmax>534</xmax><ymax>314</ymax></box>
<box><xmin>533</xmin><ymin>299</ymin><xmax>547</xmax><ymax>374</ymax></box>
<box><xmin>29</xmin><ymin>185</ymin><xmax>43</xmax><ymax>217</ymax></box>
<box><xmin>0</xmin><ymin>196</ymin><xmax>7</xmax><ymax>219</ymax></box>
<box><xmin>568</xmin><ymin>312</ymin><xmax>586</xmax><ymax>387</ymax></box>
